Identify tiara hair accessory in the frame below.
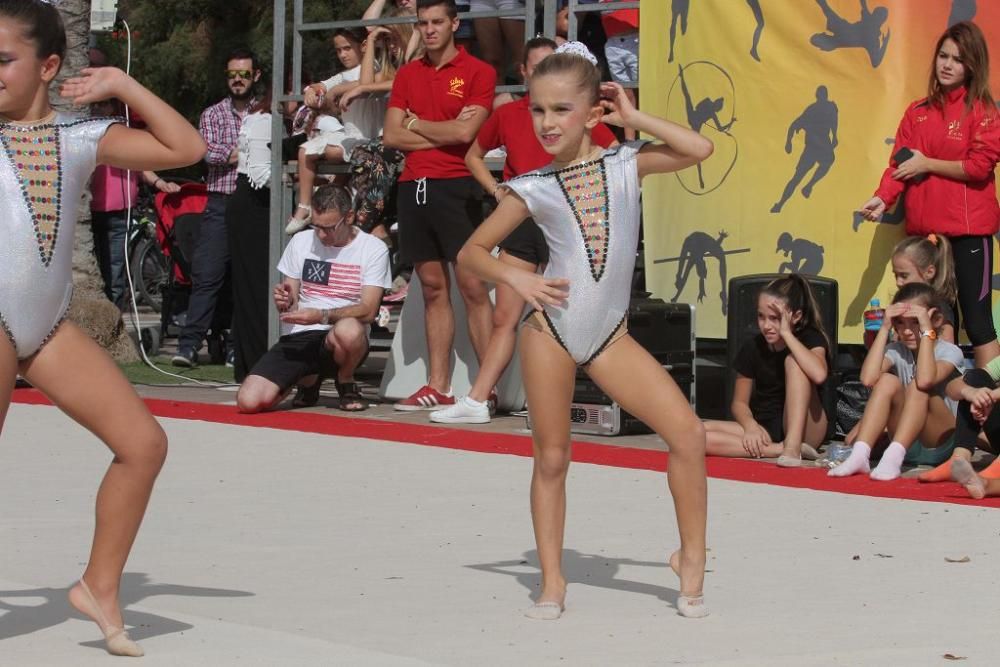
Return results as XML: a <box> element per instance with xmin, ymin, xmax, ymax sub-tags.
<box><xmin>927</xmin><ymin>233</ymin><xmax>939</xmax><ymax>246</ymax></box>
<box><xmin>554</xmin><ymin>41</ymin><xmax>598</xmax><ymax>66</ymax></box>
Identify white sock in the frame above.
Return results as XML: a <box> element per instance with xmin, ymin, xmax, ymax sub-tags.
<box><xmin>463</xmin><ymin>396</ymin><xmax>485</xmax><ymax>408</ymax></box>
<box><xmin>870</xmin><ymin>441</ymin><xmax>907</xmax><ymax>481</ymax></box>
<box><xmin>828</xmin><ymin>441</ymin><xmax>871</xmax><ymax>477</ymax></box>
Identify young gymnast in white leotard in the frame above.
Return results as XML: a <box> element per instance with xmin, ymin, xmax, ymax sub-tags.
<box><xmin>0</xmin><ymin>0</ymin><xmax>204</xmax><ymax>656</ymax></box>
<box><xmin>458</xmin><ymin>42</ymin><xmax>714</xmax><ymax>620</ymax></box>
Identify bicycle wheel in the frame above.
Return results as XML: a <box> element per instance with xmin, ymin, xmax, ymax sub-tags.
<box><xmin>131</xmin><ymin>236</ymin><xmax>169</xmax><ymax>313</ymax></box>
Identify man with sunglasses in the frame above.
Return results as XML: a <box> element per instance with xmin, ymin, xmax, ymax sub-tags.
<box><xmin>236</xmin><ymin>184</ymin><xmax>392</xmax><ymax>413</ymax></box>
<box><xmin>173</xmin><ymin>48</ymin><xmax>261</xmax><ymax>367</ymax></box>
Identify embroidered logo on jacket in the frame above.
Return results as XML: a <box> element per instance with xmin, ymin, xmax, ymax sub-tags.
<box><xmin>947</xmin><ymin>119</ymin><xmax>963</xmax><ymax>140</ymax></box>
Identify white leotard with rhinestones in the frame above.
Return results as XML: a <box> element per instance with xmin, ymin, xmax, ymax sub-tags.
<box><xmin>505</xmin><ymin>141</ymin><xmax>647</xmax><ymax>364</ymax></box>
<box><xmin>0</xmin><ymin>114</ymin><xmax>118</xmax><ymax>359</ymax></box>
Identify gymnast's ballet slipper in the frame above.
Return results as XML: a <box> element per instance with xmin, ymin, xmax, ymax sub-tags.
<box><xmin>776</xmin><ymin>455</ymin><xmax>803</xmax><ymax>468</ymax></box>
<box><xmin>72</xmin><ymin>579</ymin><xmax>144</xmax><ymax>657</ymax></box>
<box><xmin>669</xmin><ymin>550</ymin><xmax>710</xmax><ymax>618</ymax></box>
<box><xmin>524</xmin><ymin>600</ymin><xmax>564</xmax><ymax>620</ymax></box>
<box><xmin>800</xmin><ymin>444</ymin><xmax>820</xmax><ymax>461</ymax></box>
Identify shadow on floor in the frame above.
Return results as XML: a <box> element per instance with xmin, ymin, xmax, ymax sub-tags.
<box><xmin>0</xmin><ymin>572</ymin><xmax>253</xmax><ymax>650</ymax></box>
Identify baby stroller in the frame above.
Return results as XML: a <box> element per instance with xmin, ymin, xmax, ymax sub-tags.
<box><xmin>152</xmin><ymin>183</ymin><xmax>207</xmax><ymax>346</ymax></box>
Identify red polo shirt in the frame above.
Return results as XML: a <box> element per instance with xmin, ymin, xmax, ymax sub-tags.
<box><xmin>388</xmin><ymin>47</ymin><xmax>496</xmax><ymax>182</ymax></box>
<box><xmin>477</xmin><ymin>95</ymin><xmax>619</xmax><ymax>181</ymax></box>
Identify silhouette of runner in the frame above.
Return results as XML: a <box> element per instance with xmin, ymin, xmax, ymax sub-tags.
<box><xmin>771</xmin><ymin>85</ymin><xmax>838</xmax><ymax>213</ymax></box>
<box><xmin>811</xmin><ymin>0</ymin><xmax>890</xmax><ymax>67</ymax></box>
<box><xmin>679</xmin><ymin>64</ymin><xmax>736</xmax><ymax>190</ymax></box>
<box><xmin>671</xmin><ymin>230</ymin><xmax>730</xmax><ymax>315</ymax></box>
<box><xmin>669</xmin><ymin>0</ymin><xmax>690</xmax><ymax>63</ymax></box>
<box><xmin>776</xmin><ymin>231</ymin><xmax>825</xmax><ymax>274</ymax></box>
<box><xmin>949</xmin><ymin>0</ymin><xmax>976</xmax><ymax>27</ymax></box>
<box><xmin>747</xmin><ymin>0</ymin><xmax>765</xmax><ymax>62</ymax></box>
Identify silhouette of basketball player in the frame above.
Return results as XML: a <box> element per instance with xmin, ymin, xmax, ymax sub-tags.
<box><xmin>776</xmin><ymin>232</ymin><xmax>825</xmax><ymax>275</ymax></box>
<box><xmin>771</xmin><ymin>85</ymin><xmax>838</xmax><ymax>213</ymax></box>
<box><xmin>747</xmin><ymin>0</ymin><xmax>764</xmax><ymax>62</ymax></box>
<box><xmin>672</xmin><ymin>230</ymin><xmax>730</xmax><ymax>315</ymax></box>
<box><xmin>810</xmin><ymin>0</ymin><xmax>890</xmax><ymax>68</ymax></box>
<box><xmin>669</xmin><ymin>0</ymin><xmax>690</xmax><ymax>63</ymax></box>
<box><xmin>679</xmin><ymin>64</ymin><xmax>736</xmax><ymax>190</ymax></box>
<box><xmin>949</xmin><ymin>0</ymin><xmax>976</xmax><ymax>27</ymax></box>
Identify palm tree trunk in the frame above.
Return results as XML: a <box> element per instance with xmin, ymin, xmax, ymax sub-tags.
<box><xmin>54</xmin><ymin>0</ymin><xmax>139</xmax><ymax>363</ymax></box>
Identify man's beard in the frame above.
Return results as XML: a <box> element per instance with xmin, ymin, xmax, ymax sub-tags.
<box><xmin>230</xmin><ymin>86</ymin><xmax>253</xmax><ymax>101</ymax></box>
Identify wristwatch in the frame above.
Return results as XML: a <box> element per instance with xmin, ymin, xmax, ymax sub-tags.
<box><xmin>919</xmin><ymin>329</ymin><xmax>937</xmax><ymax>340</ymax></box>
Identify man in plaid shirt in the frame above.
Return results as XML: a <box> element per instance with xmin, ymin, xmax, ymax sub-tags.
<box><xmin>173</xmin><ymin>48</ymin><xmax>260</xmax><ymax>367</ymax></box>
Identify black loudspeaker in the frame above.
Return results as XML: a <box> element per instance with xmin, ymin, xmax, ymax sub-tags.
<box><xmin>725</xmin><ymin>274</ymin><xmax>839</xmax><ymax>438</ymax></box>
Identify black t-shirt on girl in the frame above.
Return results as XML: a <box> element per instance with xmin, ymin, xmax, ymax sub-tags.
<box><xmin>733</xmin><ymin>327</ymin><xmax>829</xmax><ymax>422</ymax></box>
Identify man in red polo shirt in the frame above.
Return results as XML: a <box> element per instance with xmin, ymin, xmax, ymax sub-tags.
<box><xmin>429</xmin><ymin>36</ymin><xmax>618</xmax><ymax>424</ymax></box>
<box><xmin>384</xmin><ymin>0</ymin><xmax>497</xmax><ymax>410</ymax></box>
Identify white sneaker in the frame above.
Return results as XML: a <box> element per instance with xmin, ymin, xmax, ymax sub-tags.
<box><xmin>429</xmin><ymin>396</ymin><xmax>491</xmax><ymax>424</ymax></box>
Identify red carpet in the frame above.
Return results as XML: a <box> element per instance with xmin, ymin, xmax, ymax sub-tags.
<box><xmin>12</xmin><ymin>388</ymin><xmax>1000</xmax><ymax>508</ymax></box>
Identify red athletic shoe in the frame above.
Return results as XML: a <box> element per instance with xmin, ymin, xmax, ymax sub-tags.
<box><xmin>394</xmin><ymin>385</ymin><xmax>455</xmax><ymax>411</ymax></box>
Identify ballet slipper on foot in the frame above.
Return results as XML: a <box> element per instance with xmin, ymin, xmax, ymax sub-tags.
<box><xmin>69</xmin><ymin>579</ymin><xmax>144</xmax><ymax>657</ymax></box>
<box><xmin>776</xmin><ymin>455</ymin><xmax>802</xmax><ymax>468</ymax></box>
<box><xmin>524</xmin><ymin>600</ymin><xmax>564</xmax><ymax>620</ymax></box>
<box><xmin>800</xmin><ymin>444</ymin><xmax>820</xmax><ymax>461</ymax></box>
<box><xmin>951</xmin><ymin>458</ymin><xmax>986</xmax><ymax>500</ymax></box>
<box><xmin>669</xmin><ymin>550</ymin><xmax>709</xmax><ymax>618</ymax></box>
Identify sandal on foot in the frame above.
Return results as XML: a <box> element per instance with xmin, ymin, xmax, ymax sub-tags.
<box><xmin>292</xmin><ymin>381</ymin><xmax>321</xmax><ymax>408</ymax></box>
<box><xmin>75</xmin><ymin>579</ymin><xmax>144</xmax><ymax>657</ymax></box>
<box><xmin>524</xmin><ymin>600</ymin><xmax>564</xmax><ymax>620</ymax></box>
<box><xmin>336</xmin><ymin>381</ymin><xmax>367</xmax><ymax>412</ymax></box>
<box><xmin>285</xmin><ymin>204</ymin><xmax>312</xmax><ymax>235</ymax></box>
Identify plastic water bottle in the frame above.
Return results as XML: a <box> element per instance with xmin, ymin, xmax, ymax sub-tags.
<box><xmin>863</xmin><ymin>298</ymin><xmax>885</xmax><ymax>348</ymax></box>
<box><xmin>824</xmin><ymin>442</ymin><xmax>853</xmax><ymax>466</ymax></box>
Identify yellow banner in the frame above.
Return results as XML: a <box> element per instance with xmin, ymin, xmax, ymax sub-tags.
<box><xmin>640</xmin><ymin>0</ymin><xmax>1000</xmax><ymax>342</ymax></box>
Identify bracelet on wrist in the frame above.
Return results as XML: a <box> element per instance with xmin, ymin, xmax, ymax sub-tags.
<box><xmin>406</xmin><ymin>117</ymin><xmax>418</xmax><ymax>131</ymax></box>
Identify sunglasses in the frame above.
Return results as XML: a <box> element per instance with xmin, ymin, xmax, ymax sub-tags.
<box><xmin>226</xmin><ymin>70</ymin><xmax>254</xmax><ymax>80</ymax></box>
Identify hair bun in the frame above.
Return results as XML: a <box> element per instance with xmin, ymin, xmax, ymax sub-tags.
<box><xmin>554</xmin><ymin>41</ymin><xmax>599</xmax><ymax>66</ymax></box>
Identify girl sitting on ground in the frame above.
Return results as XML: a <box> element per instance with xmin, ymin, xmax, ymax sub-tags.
<box><xmin>842</xmin><ymin>233</ymin><xmax>959</xmax><ymax>446</ymax></box>
<box><xmin>917</xmin><ymin>351</ymin><xmax>1000</xmax><ymax>483</ymax></box>
<box><xmin>829</xmin><ymin>283</ymin><xmax>964</xmax><ymax>481</ymax></box>
<box><xmin>704</xmin><ymin>274</ymin><xmax>830</xmax><ymax>467</ymax></box>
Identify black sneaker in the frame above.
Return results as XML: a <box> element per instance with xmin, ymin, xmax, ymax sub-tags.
<box><xmin>171</xmin><ymin>348</ymin><xmax>198</xmax><ymax>368</ymax></box>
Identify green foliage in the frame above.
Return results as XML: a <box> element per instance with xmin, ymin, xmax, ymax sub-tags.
<box><xmin>105</xmin><ymin>0</ymin><xmax>371</xmax><ymax>123</ymax></box>
<box><xmin>95</xmin><ymin>0</ymin><xmax>372</xmax><ymax>179</ymax></box>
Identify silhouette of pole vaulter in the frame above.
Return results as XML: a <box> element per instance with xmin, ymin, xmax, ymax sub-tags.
<box><xmin>770</xmin><ymin>85</ymin><xmax>838</xmax><ymax>214</ymax></box>
<box><xmin>660</xmin><ymin>230</ymin><xmax>751</xmax><ymax>316</ymax></box>
<box><xmin>810</xmin><ymin>0</ymin><xmax>890</xmax><ymax>68</ymax></box>
<box><xmin>679</xmin><ymin>63</ymin><xmax>736</xmax><ymax>191</ymax></box>
<box><xmin>747</xmin><ymin>0</ymin><xmax>764</xmax><ymax>62</ymax></box>
<box><xmin>668</xmin><ymin>0</ymin><xmax>690</xmax><ymax>63</ymax></box>
<box><xmin>776</xmin><ymin>231</ymin><xmax>825</xmax><ymax>274</ymax></box>
<box><xmin>949</xmin><ymin>0</ymin><xmax>977</xmax><ymax>28</ymax></box>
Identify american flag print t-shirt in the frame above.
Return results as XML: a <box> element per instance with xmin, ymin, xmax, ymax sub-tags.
<box><xmin>277</xmin><ymin>229</ymin><xmax>392</xmax><ymax>336</ymax></box>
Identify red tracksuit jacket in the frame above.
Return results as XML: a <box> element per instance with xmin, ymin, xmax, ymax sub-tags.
<box><xmin>875</xmin><ymin>86</ymin><xmax>1000</xmax><ymax>237</ymax></box>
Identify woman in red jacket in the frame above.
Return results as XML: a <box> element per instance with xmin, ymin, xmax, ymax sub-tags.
<box><xmin>860</xmin><ymin>21</ymin><xmax>1000</xmax><ymax>367</ymax></box>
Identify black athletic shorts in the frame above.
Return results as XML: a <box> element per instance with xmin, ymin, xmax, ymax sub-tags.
<box><xmin>758</xmin><ymin>413</ymin><xmax>785</xmax><ymax>444</ymax></box>
<box><xmin>499</xmin><ymin>217</ymin><xmax>549</xmax><ymax>266</ymax></box>
<box><xmin>248</xmin><ymin>329</ymin><xmax>339</xmax><ymax>393</ymax></box>
<box><xmin>397</xmin><ymin>176</ymin><xmax>483</xmax><ymax>263</ymax></box>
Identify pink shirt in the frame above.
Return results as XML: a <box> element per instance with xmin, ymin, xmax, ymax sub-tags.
<box><xmin>90</xmin><ymin>164</ymin><xmax>139</xmax><ymax>212</ymax></box>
